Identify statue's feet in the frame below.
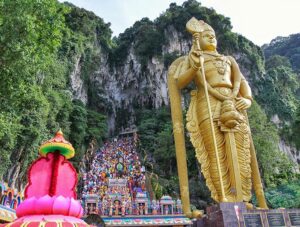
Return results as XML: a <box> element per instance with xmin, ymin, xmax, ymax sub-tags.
<box><xmin>185</xmin><ymin>211</ymin><xmax>193</xmax><ymax>218</ymax></box>
<box><xmin>220</xmin><ymin>197</ymin><xmax>228</xmax><ymax>202</ymax></box>
<box><xmin>245</xmin><ymin>202</ymin><xmax>254</xmax><ymax>209</ymax></box>
<box><xmin>192</xmin><ymin>209</ymin><xmax>204</xmax><ymax>219</ymax></box>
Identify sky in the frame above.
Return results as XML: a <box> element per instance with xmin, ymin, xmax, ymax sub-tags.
<box><xmin>59</xmin><ymin>0</ymin><xmax>300</xmax><ymax>46</ymax></box>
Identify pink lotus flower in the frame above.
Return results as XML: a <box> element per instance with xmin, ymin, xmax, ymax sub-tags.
<box><xmin>16</xmin><ymin>195</ymin><xmax>83</xmax><ymax>218</ymax></box>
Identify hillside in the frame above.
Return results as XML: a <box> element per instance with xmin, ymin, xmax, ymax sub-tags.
<box><xmin>263</xmin><ymin>34</ymin><xmax>300</xmax><ymax>72</ymax></box>
<box><xmin>0</xmin><ymin>0</ymin><xmax>299</xmax><ymax>209</ymax></box>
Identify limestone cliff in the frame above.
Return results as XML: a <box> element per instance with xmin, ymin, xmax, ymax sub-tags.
<box><xmin>64</xmin><ymin>2</ymin><xmax>300</xmax><ymax>167</ymax></box>
<box><xmin>2</xmin><ymin>0</ymin><xmax>299</xmax><ymax>192</ymax></box>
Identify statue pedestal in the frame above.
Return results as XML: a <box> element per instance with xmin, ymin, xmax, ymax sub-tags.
<box><xmin>203</xmin><ymin>202</ymin><xmax>246</xmax><ymax>227</ymax></box>
<box><xmin>193</xmin><ymin>203</ymin><xmax>300</xmax><ymax>227</ymax></box>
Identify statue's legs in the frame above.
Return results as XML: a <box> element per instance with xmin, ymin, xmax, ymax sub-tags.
<box><xmin>234</xmin><ymin>121</ymin><xmax>252</xmax><ymax>202</ymax></box>
<box><xmin>195</xmin><ymin>90</ymin><xmax>252</xmax><ymax>203</ymax></box>
<box><xmin>199</xmin><ymin>119</ymin><xmax>252</xmax><ymax>202</ymax></box>
<box><xmin>199</xmin><ymin>119</ymin><xmax>234</xmax><ymax>202</ymax></box>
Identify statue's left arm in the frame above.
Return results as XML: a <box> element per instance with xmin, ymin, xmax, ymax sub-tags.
<box><xmin>239</xmin><ymin>75</ymin><xmax>253</xmax><ymax>101</ymax></box>
<box><xmin>229</xmin><ymin>56</ymin><xmax>252</xmax><ymax>110</ymax></box>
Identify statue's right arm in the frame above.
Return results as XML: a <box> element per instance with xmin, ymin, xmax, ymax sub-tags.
<box><xmin>176</xmin><ymin>67</ymin><xmax>197</xmax><ymax>89</ymax></box>
<box><xmin>175</xmin><ymin>52</ymin><xmax>199</xmax><ymax>89</ymax></box>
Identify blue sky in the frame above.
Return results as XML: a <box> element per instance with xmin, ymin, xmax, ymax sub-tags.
<box><xmin>59</xmin><ymin>0</ymin><xmax>300</xmax><ymax>46</ymax></box>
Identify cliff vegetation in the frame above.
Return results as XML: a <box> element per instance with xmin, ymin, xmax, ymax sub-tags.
<box><xmin>0</xmin><ymin>0</ymin><xmax>299</xmax><ymax>209</ymax></box>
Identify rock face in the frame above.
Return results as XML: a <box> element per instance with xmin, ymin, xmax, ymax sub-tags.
<box><xmin>67</xmin><ymin>22</ymin><xmax>300</xmax><ymax>169</ymax></box>
<box><xmin>71</xmin><ymin>29</ymin><xmax>192</xmax><ymax>133</ymax></box>
<box><xmin>162</xmin><ymin>25</ymin><xmax>191</xmax><ymax>54</ymax></box>
<box><xmin>70</xmin><ymin>57</ymin><xmax>88</xmax><ymax>104</ymax></box>
<box><xmin>89</xmin><ymin>50</ymin><xmax>169</xmax><ymax>132</ymax></box>
<box><xmin>279</xmin><ymin>140</ymin><xmax>300</xmax><ymax>167</ymax></box>
<box><xmin>263</xmin><ymin>34</ymin><xmax>300</xmax><ymax>71</ymax></box>
<box><xmin>70</xmin><ymin>33</ymin><xmax>257</xmax><ymax>134</ymax></box>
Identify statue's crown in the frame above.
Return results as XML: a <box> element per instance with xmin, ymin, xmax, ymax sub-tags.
<box><xmin>186</xmin><ymin>17</ymin><xmax>214</xmax><ymax>34</ymax></box>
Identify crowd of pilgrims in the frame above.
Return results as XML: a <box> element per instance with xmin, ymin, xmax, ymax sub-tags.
<box><xmin>82</xmin><ymin>134</ymin><xmax>148</xmax><ymax>215</ymax></box>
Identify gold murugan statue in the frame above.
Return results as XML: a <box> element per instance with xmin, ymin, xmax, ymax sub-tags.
<box><xmin>168</xmin><ymin>18</ymin><xmax>268</xmax><ymax>217</ymax></box>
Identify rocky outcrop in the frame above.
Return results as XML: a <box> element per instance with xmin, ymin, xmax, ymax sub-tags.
<box><xmin>72</xmin><ymin>38</ymin><xmax>176</xmax><ymax>133</ymax></box>
<box><xmin>70</xmin><ymin>56</ymin><xmax>88</xmax><ymax>104</ymax></box>
<box><xmin>162</xmin><ymin>25</ymin><xmax>191</xmax><ymax>55</ymax></box>
<box><xmin>69</xmin><ymin>29</ymin><xmax>262</xmax><ymax>134</ymax></box>
<box><xmin>66</xmin><ymin>8</ymin><xmax>298</xmax><ymax>172</ymax></box>
<box><xmin>279</xmin><ymin>140</ymin><xmax>300</xmax><ymax>168</ymax></box>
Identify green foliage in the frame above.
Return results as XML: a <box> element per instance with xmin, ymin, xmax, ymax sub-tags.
<box><xmin>0</xmin><ymin>112</ymin><xmax>20</xmax><ymax>175</ymax></box>
<box><xmin>69</xmin><ymin>100</ymin><xmax>88</xmax><ymax>151</ymax></box>
<box><xmin>163</xmin><ymin>51</ymin><xmax>180</xmax><ymax>68</ymax></box>
<box><xmin>265</xmin><ymin>55</ymin><xmax>292</xmax><ymax>70</ymax></box>
<box><xmin>64</xmin><ymin>3</ymin><xmax>112</xmax><ymax>51</ymax></box>
<box><xmin>0</xmin><ymin>0</ymin><xmax>68</xmax><ymax>178</ymax></box>
<box><xmin>261</xmin><ymin>27</ymin><xmax>300</xmax><ymax>154</ymax></box>
<box><xmin>256</xmin><ymin>64</ymin><xmax>299</xmax><ymax>121</ymax></box>
<box><xmin>292</xmin><ymin>104</ymin><xmax>300</xmax><ymax>150</ymax></box>
<box><xmin>132</xmin><ymin>18</ymin><xmax>164</xmax><ymax>66</ymax></box>
<box><xmin>153</xmin><ymin>121</ymin><xmax>176</xmax><ymax>175</ymax></box>
<box><xmin>136</xmin><ymin>107</ymin><xmax>186</xmax><ymax>198</ymax></box>
<box><xmin>151</xmin><ymin>177</ymin><xmax>164</xmax><ymax>199</ymax></box>
<box><xmin>0</xmin><ymin>0</ymin><xmax>109</xmax><ymax>180</ymax></box>
<box><xmin>248</xmin><ymin>101</ymin><xmax>296</xmax><ymax>187</ymax></box>
<box><xmin>109</xmin><ymin>0</ymin><xmax>234</xmax><ymax>67</ymax></box>
<box><xmin>265</xmin><ymin>180</ymin><xmax>300</xmax><ymax>208</ymax></box>
<box><xmin>136</xmin><ymin>106</ymin><xmax>212</xmax><ymax>208</ymax></box>
<box><xmin>86</xmin><ymin>109</ymin><xmax>108</xmax><ymax>144</ymax></box>
<box><xmin>156</xmin><ymin>0</ymin><xmax>232</xmax><ymax>41</ymax></box>
<box><xmin>136</xmin><ymin>107</ymin><xmax>172</xmax><ymax>158</ymax></box>
<box><xmin>0</xmin><ymin>0</ymin><xmax>298</xmax><ymax>211</ymax></box>
<box><xmin>110</xmin><ymin>18</ymin><xmax>164</xmax><ymax>67</ymax></box>
<box><xmin>263</xmin><ymin>34</ymin><xmax>300</xmax><ymax>72</ymax></box>
<box><xmin>69</xmin><ymin>100</ymin><xmax>107</xmax><ymax>169</ymax></box>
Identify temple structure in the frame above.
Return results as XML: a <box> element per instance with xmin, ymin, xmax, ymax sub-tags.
<box><xmin>81</xmin><ymin>131</ymin><xmax>192</xmax><ymax>226</ymax></box>
<box><xmin>0</xmin><ymin>130</ymin><xmax>90</xmax><ymax>226</ymax></box>
<box><xmin>0</xmin><ymin>182</ymin><xmax>22</xmax><ymax>224</ymax></box>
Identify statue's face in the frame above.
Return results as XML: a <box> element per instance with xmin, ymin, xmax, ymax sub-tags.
<box><xmin>200</xmin><ymin>30</ymin><xmax>217</xmax><ymax>51</ymax></box>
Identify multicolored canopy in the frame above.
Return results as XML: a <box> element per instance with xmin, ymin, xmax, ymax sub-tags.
<box><xmin>39</xmin><ymin>130</ymin><xmax>75</xmax><ymax>159</ymax></box>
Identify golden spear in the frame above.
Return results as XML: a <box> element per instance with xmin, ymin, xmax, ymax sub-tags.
<box><xmin>187</xmin><ymin>17</ymin><xmax>227</xmax><ymax>202</ymax></box>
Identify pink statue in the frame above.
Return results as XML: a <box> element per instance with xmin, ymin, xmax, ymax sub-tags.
<box><xmin>2</xmin><ymin>130</ymin><xmax>89</xmax><ymax>226</ymax></box>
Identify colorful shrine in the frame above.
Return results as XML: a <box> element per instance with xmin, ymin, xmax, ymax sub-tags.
<box><xmin>81</xmin><ymin>130</ymin><xmax>192</xmax><ymax>226</ymax></box>
<box><xmin>0</xmin><ymin>183</ymin><xmax>22</xmax><ymax>223</ymax></box>
<box><xmin>0</xmin><ymin>130</ymin><xmax>90</xmax><ymax>226</ymax></box>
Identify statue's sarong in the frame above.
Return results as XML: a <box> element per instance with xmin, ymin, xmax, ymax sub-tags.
<box><xmin>187</xmin><ymin>87</ymin><xmax>252</xmax><ymax>202</ymax></box>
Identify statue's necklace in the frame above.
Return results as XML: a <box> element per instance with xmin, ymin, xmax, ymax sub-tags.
<box><xmin>203</xmin><ymin>52</ymin><xmax>227</xmax><ymax>75</ymax></box>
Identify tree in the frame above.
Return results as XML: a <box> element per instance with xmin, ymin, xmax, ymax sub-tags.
<box><xmin>248</xmin><ymin>101</ymin><xmax>295</xmax><ymax>187</ymax></box>
<box><xmin>0</xmin><ymin>0</ymin><xmax>68</xmax><ymax>180</ymax></box>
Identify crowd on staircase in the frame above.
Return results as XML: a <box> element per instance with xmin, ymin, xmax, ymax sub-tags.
<box><xmin>82</xmin><ymin>133</ymin><xmax>149</xmax><ymax>215</ymax></box>
<box><xmin>81</xmin><ymin>132</ymin><xmax>183</xmax><ymax>216</ymax></box>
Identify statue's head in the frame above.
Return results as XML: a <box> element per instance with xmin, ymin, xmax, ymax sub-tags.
<box><xmin>199</xmin><ymin>28</ymin><xmax>217</xmax><ymax>51</ymax></box>
<box><xmin>187</xmin><ymin>18</ymin><xmax>217</xmax><ymax>51</ymax></box>
<box><xmin>199</xmin><ymin>20</ymin><xmax>217</xmax><ymax>51</ymax></box>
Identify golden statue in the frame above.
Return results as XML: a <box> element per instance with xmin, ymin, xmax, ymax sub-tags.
<box><xmin>168</xmin><ymin>18</ymin><xmax>268</xmax><ymax>216</ymax></box>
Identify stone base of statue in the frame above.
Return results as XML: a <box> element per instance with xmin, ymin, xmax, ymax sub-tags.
<box><xmin>202</xmin><ymin>202</ymin><xmax>246</xmax><ymax>227</ymax></box>
<box><xmin>192</xmin><ymin>202</ymin><xmax>246</xmax><ymax>227</ymax></box>
<box><xmin>193</xmin><ymin>202</ymin><xmax>300</xmax><ymax>227</ymax></box>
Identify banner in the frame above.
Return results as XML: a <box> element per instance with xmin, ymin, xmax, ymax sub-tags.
<box><xmin>109</xmin><ymin>178</ymin><xmax>127</xmax><ymax>187</ymax></box>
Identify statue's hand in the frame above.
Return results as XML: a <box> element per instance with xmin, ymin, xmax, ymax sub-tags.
<box><xmin>235</xmin><ymin>97</ymin><xmax>251</xmax><ymax>110</ymax></box>
<box><xmin>189</xmin><ymin>50</ymin><xmax>201</xmax><ymax>70</ymax></box>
